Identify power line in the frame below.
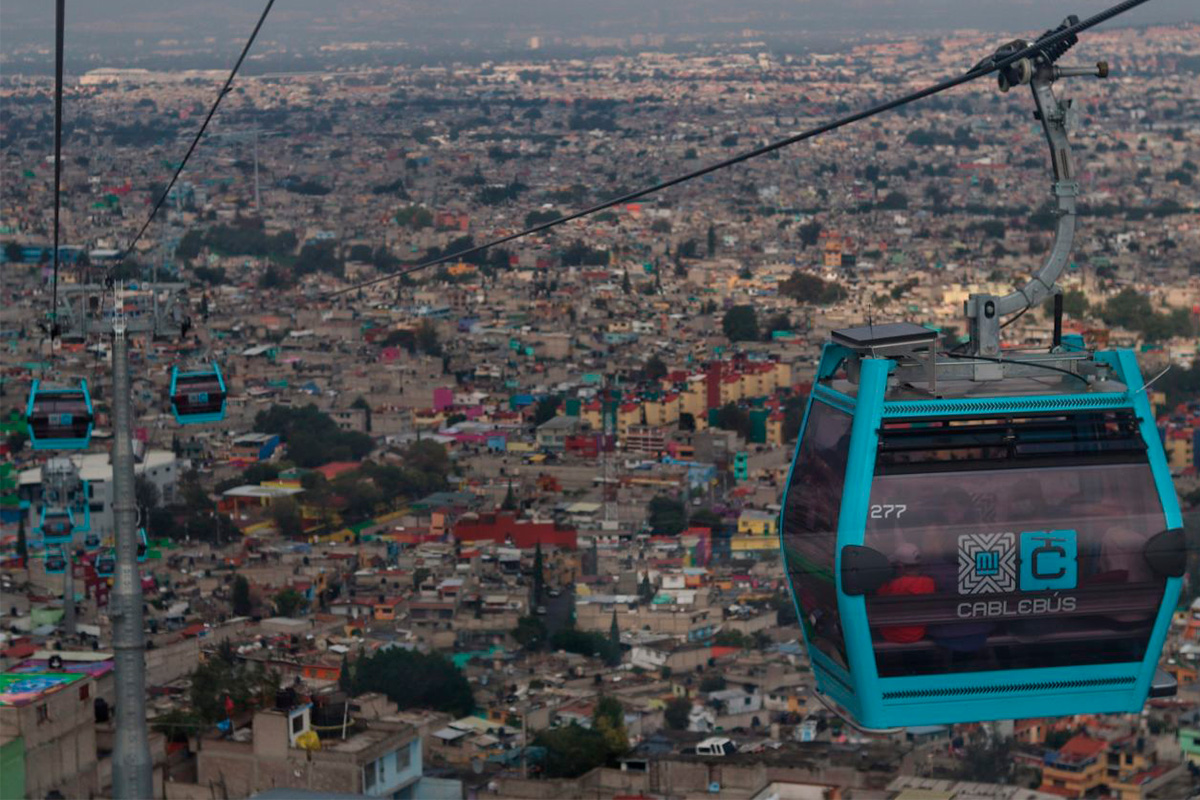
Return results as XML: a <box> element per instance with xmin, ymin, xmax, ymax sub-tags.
<box><xmin>50</xmin><ymin>0</ymin><xmax>65</xmax><ymax>335</ymax></box>
<box><xmin>112</xmin><ymin>0</ymin><xmax>276</xmax><ymax>273</ymax></box>
<box><xmin>327</xmin><ymin>0</ymin><xmax>1150</xmax><ymax>299</ymax></box>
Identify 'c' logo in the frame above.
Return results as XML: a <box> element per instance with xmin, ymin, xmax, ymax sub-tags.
<box><xmin>1020</xmin><ymin>530</ymin><xmax>1077</xmax><ymax>591</ymax></box>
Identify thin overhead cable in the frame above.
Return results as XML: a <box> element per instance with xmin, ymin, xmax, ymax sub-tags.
<box><xmin>328</xmin><ymin>0</ymin><xmax>1151</xmax><ymax>299</ymax></box>
<box><xmin>50</xmin><ymin>0</ymin><xmax>65</xmax><ymax>334</ymax></box>
<box><xmin>113</xmin><ymin>0</ymin><xmax>276</xmax><ymax>272</ymax></box>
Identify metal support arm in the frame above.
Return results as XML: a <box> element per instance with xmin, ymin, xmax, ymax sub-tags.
<box><xmin>966</xmin><ymin>29</ymin><xmax>1107</xmax><ymax>358</ymax></box>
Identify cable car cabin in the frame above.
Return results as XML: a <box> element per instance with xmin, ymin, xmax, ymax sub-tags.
<box><xmin>38</xmin><ymin>507</ymin><xmax>75</xmax><ymax>546</ymax></box>
<box><xmin>169</xmin><ymin>362</ymin><xmax>227</xmax><ymax>425</ymax></box>
<box><xmin>781</xmin><ymin>325</ymin><xmax>1184</xmax><ymax>731</ymax></box>
<box><xmin>26</xmin><ymin>380</ymin><xmax>94</xmax><ymax>449</ymax></box>
<box><xmin>138</xmin><ymin>528</ymin><xmax>149</xmax><ymax>562</ymax></box>
<box><xmin>83</xmin><ymin>532</ymin><xmax>101</xmax><ymax>551</ymax></box>
<box><xmin>95</xmin><ymin>552</ymin><xmax>115</xmax><ymax>578</ymax></box>
<box><xmin>45</xmin><ymin>547</ymin><xmax>67</xmax><ymax>575</ymax></box>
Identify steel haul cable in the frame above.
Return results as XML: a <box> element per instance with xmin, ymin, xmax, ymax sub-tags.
<box><xmin>49</xmin><ymin>0</ymin><xmax>65</xmax><ymax>338</ymax></box>
<box><xmin>328</xmin><ymin>0</ymin><xmax>1153</xmax><ymax>299</ymax></box>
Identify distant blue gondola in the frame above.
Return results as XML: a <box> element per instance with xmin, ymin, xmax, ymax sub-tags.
<box><xmin>26</xmin><ymin>379</ymin><xmax>94</xmax><ymax>449</ymax></box>
<box><xmin>45</xmin><ymin>546</ymin><xmax>67</xmax><ymax>575</ymax></box>
<box><xmin>169</xmin><ymin>362</ymin><xmax>227</xmax><ymax>424</ymax></box>
<box><xmin>70</xmin><ymin>480</ymin><xmax>92</xmax><ymax>533</ymax></box>
<box><xmin>138</xmin><ymin>527</ymin><xmax>149</xmax><ymax>562</ymax></box>
<box><xmin>95</xmin><ymin>551</ymin><xmax>115</xmax><ymax>578</ymax></box>
<box><xmin>83</xmin><ymin>532</ymin><xmax>101</xmax><ymax>551</ymax></box>
<box><xmin>38</xmin><ymin>507</ymin><xmax>75</xmax><ymax>546</ymax></box>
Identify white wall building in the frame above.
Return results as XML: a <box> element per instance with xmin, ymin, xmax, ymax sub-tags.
<box><xmin>19</xmin><ymin>450</ymin><xmax>181</xmax><ymax>542</ymax></box>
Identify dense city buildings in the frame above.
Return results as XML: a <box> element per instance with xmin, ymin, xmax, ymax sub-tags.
<box><xmin>1</xmin><ymin>9</ymin><xmax>1199</xmax><ymax>800</ymax></box>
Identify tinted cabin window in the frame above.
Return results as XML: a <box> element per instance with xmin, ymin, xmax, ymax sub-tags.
<box><xmin>782</xmin><ymin>401</ymin><xmax>852</xmax><ymax>671</ymax></box>
<box><xmin>863</xmin><ymin>413</ymin><xmax>1166</xmax><ymax>677</ymax></box>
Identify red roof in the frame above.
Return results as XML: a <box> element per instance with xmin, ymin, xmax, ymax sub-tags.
<box><xmin>314</xmin><ymin>462</ymin><xmax>361</xmax><ymax>481</ymax></box>
<box><xmin>1057</xmin><ymin>734</ymin><xmax>1108</xmax><ymax>761</ymax></box>
<box><xmin>2</xmin><ymin>641</ymin><xmax>36</xmax><ymax>660</ymax></box>
<box><xmin>180</xmin><ymin>623</ymin><xmax>206</xmax><ymax>638</ymax></box>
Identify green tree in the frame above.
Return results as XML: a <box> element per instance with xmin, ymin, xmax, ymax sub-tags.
<box><xmin>648</xmin><ymin>495</ymin><xmax>687</xmax><ymax>535</ymax></box>
<box><xmin>689</xmin><ymin>508</ymin><xmax>722</xmax><ymax>531</ymax></box>
<box><xmin>5</xmin><ymin>430</ymin><xmax>27</xmax><ymax>455</ymax></box>
<box><xmin>763</xmin><ymin>313</ymin><xmax>792</xmax><ymax>340</ymax></box>
<box><xmin>621</xmin><ymin>269</ymin><xmax>632</xmax><ymax>295</ymax></box>
<box><xmin>16</xmin><ymin>513</ymin><xmax>28</xmax><ymax>565</ymax></box>
<box><xmin>274</xmin><ymin>587</ymin><xmax>306</xmax><ymax>617</ymax></box>
<box><xmin>707</xmin><ymin>224</ymin><xmax>717</xmax><ymax>256</ymax></box>
<box><xmin>664</xmin><ymin>696</ymin><xmax>692</xmax><ymax>730</ymax></box>
<box><xmin>189</xmin><ymin>657</ymin><xmax>279</xmax><ymax>723</ymax></box>
<box><xmin>608</xmin><ymin>611</ymin><xmax>622</xmax><ymax>666</ymax></box>
<box><xmin>271</xmin><ymin>497</ymin><xmax>303</xmax><ymax>538</ymax></box>
<box><xmin>4</xmin><ymin>241</ymin><xmax>24</xmax><ymax>263</ymax></box>
<box><xmin>1042</xmin><ymin>288</ymin><xmax>1090</xmax><ymax>320</ymax></box>
<box><xmin>350</xmin><ymin>396</ymin><xmax>373</xmax><ymax>432</ymax></box>
<box><xmin>502</xmin><ymin>481</ymin><xmax>518</xmax><ymax>511</ymax></box>
<box><xmin>798</xmin><ymin>220</ymin><xmax>822</xmax><ymax>247</ymax></box>
<box><xmin>722</xmin><ymin>305</ymin><xmax>759</xmax><ymax>342</ymax></box>
<box><xmin>412</xmin><ymin>567</ymin><xmax>431</xmax><ymax>590</ymax></box>
<box><xmin>533</xmin><ymin>724</ymin><xmax>613</xmax><ymax>778</ymax></box>
<box><xmin>713</xmin><ymin>402</ymin><xmax>752</xmax><ymax>440</ymax></box>
<box><xmin>645</xmin><ymin>355</ymin><xmax>668</xmax><ymax>382</ymax></box>
<box><xmin>231</xmin><ymin>575</ymin><xmax>252</xmax><ymax>617</ymax></box>
<box><xmin>415</xmin><ymin>320</ymin><xmax>442</xmax><ymax>357</ymax></box>
<box><xmin>533</xmin><ymin>542</ymin><xmax>545</xmax><ymax>605</ymax></box>
<box><xmin>533</xmin><ymin>396</ymin><xmax>562</xmax><ymax>426</ymax></box>
<box><xmin>551</xmin><ymin>627</ymin><xmax>619</xmax><ymax>663</ymax></box>
<box><xmin>512</xmin><ymin>615</ymin><xmax>547</xmax><ymax>650</ymax></box>
<box><xmin>594</xmin><ymin>695</ymin><xmax>629</xmax><ymax>755</ymax></box>
<box><xmin>699</xmin><ymin>675</ymin><xmax>727</xmax><ymax>692</ymax></box>
<box><xmin>135</xmin><ymin>475</ymin><xmax>161</xmax><ymax>514</ymax></box>
<box><xmin>638</xmin><ymin>575</ymin><xmax>655</xmax><ymax>604</ymax></box>
<box><xmin>779</xmin><ymin>271</ymin><xmax>847</xmax><ymax>305</ymax></box>
<box><xmin>351</xmin><ymin>647</ymin><xmax>474</xmax><ymax>717</ymax></box>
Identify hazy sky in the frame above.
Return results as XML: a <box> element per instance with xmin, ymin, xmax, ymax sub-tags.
<box><xmin>1</xmin><ymin>0</ymin><xmax>1195</xmax><ymax>66</ymax></box>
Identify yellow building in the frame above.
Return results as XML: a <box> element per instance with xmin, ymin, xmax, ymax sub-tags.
<box><xmin>737</xmin><ymin>509</ymin><xmax>778</xmax><ymax>537</ymax></box>
<box><xmin>1039</xmin><ymin>736</ymin><xmax>1109</xmax><ymax>798</ymax></box>
<box><xmin>718</xmin><ymin>374</ymin><xmax>743</xmax><ymax>405</ymax></box>
<box><xmin>617</xmin><ymin>402</ymin><xmax>642</xmax><ymax>434</ymax></box>
<box><xmin>680</xmin><ymin>385</ymin><xmax>707</xmax><ymax>418</ymax></box>
<box><xmin>644</xmin><ymin>393</ymin><xmax>680</xmax><ymax>427</ymax></box>
<box><xmin>1165</xmin><ymin>433</ymin><xmax>1194</xmax><ymax>473</ymax></box>
<box><xmin>766</xmin><ymin>413</ymin><xmax>784</xmax><ymax>447</ymax></box>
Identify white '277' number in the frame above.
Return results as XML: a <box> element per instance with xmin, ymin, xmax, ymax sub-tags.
<box><xmin>870</xmin><ymin>504</ymin><xmax>907</xmax><ymax>519</ymax></box>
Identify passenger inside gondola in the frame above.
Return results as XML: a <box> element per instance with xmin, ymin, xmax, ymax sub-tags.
<box><xmin>867</xmin><ymin>462</ymin><xmax>1168</xmax><ymax>677</ymax></box>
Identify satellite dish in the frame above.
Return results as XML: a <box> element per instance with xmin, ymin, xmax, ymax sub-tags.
<box><xmin>471</xmin><ymin>759</ymin><xmax>484</xmax><ymax>775</ymax></box>
<box><xmin>49</xmin><ymin>655</ymin><xmax>64</xmax><ymax>670</ymax></box>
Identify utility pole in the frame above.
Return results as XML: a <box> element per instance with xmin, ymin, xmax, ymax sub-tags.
<box><xmin>109</xmin><ymin>294</ymin><xmax>153</xmax><ymax>799</ymax></box>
